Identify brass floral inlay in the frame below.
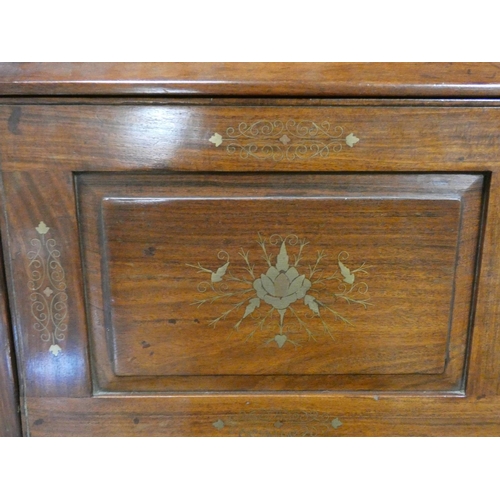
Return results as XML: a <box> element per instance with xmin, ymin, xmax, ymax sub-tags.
<box><xmin>209</xmin><ymin>120</ymin><xmax>359</xmax><ymax>160</ymax></box>
<box><xmin>27</xmin><ymin>221</ymin><xmax>68</xmax><ymax>356</ymax></box>
<box><xmin>187</xmin><ymin>234</ymin><xmax>371</xmax><ymax>348</ymax></box>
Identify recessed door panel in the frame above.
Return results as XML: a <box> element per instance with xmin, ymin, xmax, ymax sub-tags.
<box><xmin>77</xmin><ymin>173</ymin><xmax>483</xmax><ymax>393</ymax></box>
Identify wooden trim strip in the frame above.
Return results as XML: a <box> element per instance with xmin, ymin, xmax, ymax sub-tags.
<box><xmin>0</xmin><ymin>241</ymin><xmax>21</xmax><ymax>436</ymax></box>
<box><xmin>2</xmin><ymin>63</ymin><xmax>500</xmax><ymax>97</ymax></box>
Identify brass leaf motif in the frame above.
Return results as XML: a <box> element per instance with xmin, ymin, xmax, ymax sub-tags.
<box><xmin>36</xmin><ymin>221</ymin><xmax>50</xmax><ymax>234</ymax></box>
<box><xmin>212</xmin><ymin>419</ymin><xmax>225</xmax><ymax>430</ymax></box>
<box><xmin>304</xmin><ymin>294</ymin><xmax>319</xmax><ymax>315</ymax></box>
<box><xmin>339</xmin><ymin>259</ymin><xmax>355</xmax><ymax>284</ymax></box>
<box><xmin>209</xmin><ymin>132</ymin><xmax>223</xmax><ymax>147</ymax></box>
<box><xmin>49</xmin><ymin>344</ymin><xmax>62</xmax><ymax>357</ymax></box>
<box><xmin>211</xmin><ymin>261</ymin><xmax>229</xmax><ymax>283</ymax></box>
<box><xmin>345</xmin><ymin>133</ymin><xmax>360</xmax><ymax>147</ymax></box>
<box><xmin>331</xmin><ymin>418</ymin><xmax>343</xmax><ymax>429</ymax></box>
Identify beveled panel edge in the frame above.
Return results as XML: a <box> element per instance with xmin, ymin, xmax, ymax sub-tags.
<box><xmin>446</xmin><ymin>175</ymin><xmax>485</xmax><ymax>394</ymax></box>
<box><xmin>98</xmin><ymin>179</ymin><xmax>469</xmax><ymax>387</ymax></box>
<box><xmin>463</xmin><ymin>172</ymin><xmax>497</xmax><ymax>396</ymax></box>
<box><xmin>0</xmin><ymin>238</ymin><xmax>21</xmax><ymax>436</ymax></box>
<box><xmin>0</xmin><ymin>171</ymin><xmax>23</xmax><ymax>435</ymax></box>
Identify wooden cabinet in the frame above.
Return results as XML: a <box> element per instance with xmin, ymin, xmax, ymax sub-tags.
<box><xmin>2</xmin><ymin>63</ymin><xmax>500</xmax><ymax>436</ymax></box>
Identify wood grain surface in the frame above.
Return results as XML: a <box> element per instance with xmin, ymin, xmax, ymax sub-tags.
<box><xmin>0</xmin><ymin>91</ymin><xmax>499</xmax><ymax>435</ymax></box>
<box><xmin>0</xmin><ymin>104</ymin><xmax>500</xmax><ymax>174</ymax></box>
<box><xmin>0</xmin><ymin>241</ymin><xmax>21</xmax><ymax>436</ymax></box>
<box><xmin>0</xmin><ymin>170</ymin><xmax>92</xmax><ymax>398</ymax></box>
<box><xmin>1</xmin><ymin>63</ymin><xmax>500</xmax><ymax>97</ymax></box>
<box><xmin>77</xmin><ymin>173</ymin><xmax>482</xmax><ymax>393</ymax></box>
<box><xmin>26</xmin><ymin>395</ymin><xmax>500</xmax><ymax>437</ymax></box>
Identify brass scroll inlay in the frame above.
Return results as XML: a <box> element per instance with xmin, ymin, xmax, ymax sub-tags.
<box><xmin>187</xmin><ymin>234</ymin><xmax>371</xmax><ymax>348</ymax></box>
<box><xmin>27</xmin><ymin>221</ymin><xmax>68</xmax><ymax>356</ymax></box>
<box><xmin>209</xmin><ymin>120</ymin><xmax>359</xmax><ymax>160</ymax></box>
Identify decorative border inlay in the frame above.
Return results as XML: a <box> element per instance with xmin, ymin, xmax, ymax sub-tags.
<box><xmin>211</xmin><ymin>411</ymin><xmax>344</xmax><ymax>437</ymax></box>
<box><xmin>187</xmin><ymin>233</ymin><xmax>371</xmax><ymax>348</ymax></box>
<box><xmin>209</xmin><ymin>120</ymin><xmax>359</xmax><ymax>160</ymax></box>
<box><xmin>27</xmin><ymin>221</ymin><xmax>68</xmax><ymax>356</ymax></box>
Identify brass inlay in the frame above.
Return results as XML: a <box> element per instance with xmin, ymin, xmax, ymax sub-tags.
<box><xmin>27</xmin><ymin>221</ymin><xmax>68</xmax><ymax>356</ymax></box>
<box><xmin>208</xmin><ymin>132</ymin><xmax>223</xmax><ymax>147</ymax></box>
<box><xmin>212</xmin><ymin>419</ymin><xmax>225</xmax><ymax>430</ymax></box>
<box><xmin>211</xmin><ymin>411</ymin><xmax>344</xmax><ymax>436</ymax></box>
<box><xmin>187</xmin><ymin>234</ymin><xmax>371</xmax><ymax>348</ymax></box>
<box><xmin>209</xmin><ymin>120</ymin><xmax>360</xmax><ymax>160</ymax></box>
<box><xmin>331</xmin><ymin>417</ymin><xmax>343</xmax><ymax>429</ymax></box>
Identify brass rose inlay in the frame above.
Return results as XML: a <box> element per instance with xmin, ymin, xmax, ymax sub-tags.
<box><xmin>187</xmin><ymin>234</ymin><xmax>371</xmax><ymax>348</ymax></box>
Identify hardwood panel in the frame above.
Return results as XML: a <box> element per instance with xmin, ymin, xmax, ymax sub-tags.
<box><xmin>1</xmin><ymin>63</ymin><xmax>500</xmax><ymax>97</ymax></box>
<box><xmin>0</xmin><ymin>93</ymin><xmax>499</xmax><ymax>435</ymax></box>
<box><xmin>1</xmin><ymin>105</ymin><xmax>500</xmax><ymax>175</ymax></box>
<box><xmin>0</xmin><ymin>241</ymin><xmax>21</xmax><ymax>436</ymax></box>
<box><xmin>0</xmin><ymin>171</ymin><xmax>92</xmax><ymax>397</ymax></box>
<box><xmin>77</xmin><ymin>173</ymin><xmax>483</xmax><ymax>393</ymax></box>
<box><xmin>25</xmin><ymin>395</ymin><xmax>500</xmax><ymax>437</ymax></box>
